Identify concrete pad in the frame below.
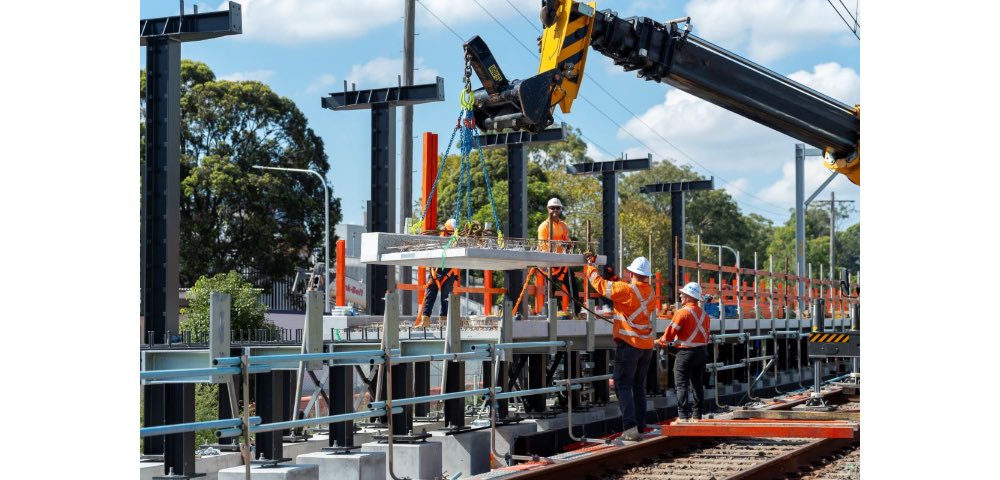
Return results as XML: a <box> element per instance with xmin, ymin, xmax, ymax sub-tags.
<box><xmin>297</xmin><ymin>451</ymin><xmax>385</xmax><ymax>480</ymax></box>
<box><xmin>427</xmin><ymin>429</ymin><xmax>491</xmax><ymax>477</ymax></box>
<box><xmin>361</xmin><ymin>441</ymin><xmax>442</xmax><ymax>480</ymax></box>
<box><xmin>492</xmin><ymin>422</ymin><xmax>537</xmax><ymax>457</ymax></box>
<box><xmin>218</xmin><ymin>463</ymin><xmax>318</xmax><ymax>480</ymax></box>
<box><xmin>141</xmin><ymin>451</ymin><xmax>245</xmax><ymax>480</ymax></box>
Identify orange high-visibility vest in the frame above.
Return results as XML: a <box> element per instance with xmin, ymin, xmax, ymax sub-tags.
<box><xmin>584</xmin><ymin>265</ymin><xmax>656</xmax><ymax>349</ymax></box>
<box><xmin>537</xmin><ymin>218</ymin><xmax>570</xmax><ymax>253</ymax></box>
<box><xmin>429</xmin><ymin>228</ymin><xmax>460</xmax><ymax>284</ymax></box>
<box><xmin>661</xmin><ymin>301</ymin><xmax>710</xmax><ymax>348</ymax></box>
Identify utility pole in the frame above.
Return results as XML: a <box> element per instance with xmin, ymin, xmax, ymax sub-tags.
<box><xmin>812</xmin><ymin>192</ymin><xmax>855</xmax><ymax>280</ymax></box>
<box><xmin>400</xmin><ymin>0</ymin><xmax>416</xmax><ymax>314</ymax></box>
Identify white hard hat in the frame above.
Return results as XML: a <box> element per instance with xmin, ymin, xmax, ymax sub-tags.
<box><xmin>444</xmin><ymin>218</ymin><xmax>457</xmax><ymax>231</ymax></box>
<box><xmin>626</xmin><ymin>257</ymin><xmax>652</xmax><ymax>277</ymax></box>
<box><xmin>547</xmin><ymin>197</ymin><xmax>563</xmax><ymax>209</ymax></box>
<box><xmin>679</xmin><ymin>282</ymin><xmax>703</xmax><ymax>301</ymax></box>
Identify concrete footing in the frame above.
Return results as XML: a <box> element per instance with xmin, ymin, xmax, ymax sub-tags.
<box><xmin>491</xmin><ymin>422</ymin><xmax>537</xmax><ymax>458</ymax></box>
<box><xmin>297</xmin><ymin>451</ymin><xmax>386</xmax><ymax>480</ymax></box>
<box><xmin>361</xmin><ymin>441</ymin><xmax>442</xmax><ymax>480</ymax></box>
<box><xmin>218</xmin><ymin>463</ymin><xmax>318</xmax><ymax>480</ymax></box>
<box><xmin>427</xmin><ymin>429</ymin><xmax>491</xmax><ymax>477</ymax></box>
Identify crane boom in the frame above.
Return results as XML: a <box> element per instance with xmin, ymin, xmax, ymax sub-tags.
<box><xmin>464</xmin><ymin>0</ymin><xmax>860</xmax><ymax>184</ymax></box>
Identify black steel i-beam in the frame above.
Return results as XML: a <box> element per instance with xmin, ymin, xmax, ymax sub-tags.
<box><xmin>329</xmin><ymin>364</ymin><xmax>354</xmax><ymax>447</ymax></box>
<box><xmin>567</xmin><ymin>155</ymin><xmax>652</xmax><ymax>276</ymax></box>
<box><xmin>323</xmin><ymin>78</ymin><xmax>444</xmax><ymax>314</ymax></box>
<box><xmin>640</xmin><ymin>178</ymin><xmax>714</xmax><ymax>304</ymax></box>
<box><xmin>479</xmin><ymin>125</ymin><xmax>566</xmax><ymax>318</ymax></box>
<box><xmin>140</xmin><ymin>4</ymin><xmax>241</xmax><ymax>473</ymax></box>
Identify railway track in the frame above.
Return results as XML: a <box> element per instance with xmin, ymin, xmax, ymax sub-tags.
<box><xmin>605</xmin><ymin>437</ymin><xmax>859</xmax><ymax>480</ymax></box>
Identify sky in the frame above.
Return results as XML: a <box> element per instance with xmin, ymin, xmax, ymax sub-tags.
<box><xmin>138</xmin><ymin>0</ymin><xmax>861</xmax><ymax>231</ymax></box>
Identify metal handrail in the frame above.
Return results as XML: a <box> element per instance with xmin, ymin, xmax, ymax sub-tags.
<box><xmin>250</xmin><ymin>407</ymin><xmax>401</xmax><ymax>434</ymax></box>
<box><xmin>494</xmin><ymin>341</ymin><xmax>566</xmax><ymax>350</ymax></box>
<box><xmin>140</xmin><ymin>416</ymin><xmax>261</xmax><ymax>438</ymax></box>
<box><xmin>368</xmin><ymin>388</ymin><xmax>492</xmax><ymax>410</ymax></box>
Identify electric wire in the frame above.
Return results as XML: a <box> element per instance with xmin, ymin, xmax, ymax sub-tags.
<box><xmin>491</xmin><ymin>1</ymin><xmax>789</xmax><ymax>217</ymax></box>
<box><xmin>422</xmin><ymin>0</ymin><xmax>786</xmax><ymax>218</ymax></box>
<box><xmin>826</xmin><ymin>0</ymin><xmax>861</xmax><ymax>39</ymax></box>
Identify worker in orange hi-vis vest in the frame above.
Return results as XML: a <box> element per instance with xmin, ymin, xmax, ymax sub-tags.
<box><xmin>656</xmin><ymin>282</ymin><xmax>711</xmax><ymax>424</ymax></box>
<box><xmin>584</xmin><ymin>253</ymin><xmax>656</xmax><ymax>442</ymax></box>
<box><xmin>416</xmin><ymin>219</ymin><xmax>459</xmax><ymax>328</ymax></box>
<box><xmin>537</xmin><ymin>197</ymin><xmax>580</xmax><ymax>317</ymax></box>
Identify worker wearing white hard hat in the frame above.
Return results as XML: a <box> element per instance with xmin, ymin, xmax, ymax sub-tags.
<box><xmin>537</xmin><ymin>197</ymin><xmax>579</xmax><ymax>317</ymax></box>
<box><xmin>416</xmin><ymin>219</ymin><xmax>459</xmax><ymax>328</ymax></box>
<box><xmin>583</xmin><ymin>254</ymin><xmax>657</xmax><ymax>441</ymax></box>
<box><xmin>657</xmin><ymin>281</ymin><xmax>710</xmax><ymax>423</ymax></box>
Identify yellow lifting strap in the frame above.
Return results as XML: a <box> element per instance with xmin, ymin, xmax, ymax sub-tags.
<box><xmin>538</xmin><ymin>0</ymin><xmax>597</xmax><ymax>114</ymax></box>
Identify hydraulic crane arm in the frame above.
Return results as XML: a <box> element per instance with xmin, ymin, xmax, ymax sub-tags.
<box><xmin>464</xmin><ymin>0</ymin><xmax>861</xmax><ymax>185</ymax></box>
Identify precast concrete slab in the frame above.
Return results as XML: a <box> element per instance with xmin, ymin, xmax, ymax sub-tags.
<box><xmin>296</xmin><ymin>451</ymin><xmax>386</xmax><ymax>480</ymax></box>
<box><xmin>427</xmin><ymin>429</ymin><xmax>492</xmax><ymax>477</ymax></box>
<box><xmin>361</xmin><ymin>441</ymin><xmax>442</xmax><ymax>480</ymax></box>
<box><xmin>140</xmin><ymin>451</ymin><xmax>244</xmax><ymax>480</ymax></box>
<box><xmin>491</xmin><ymin>422</ymin><xmax>537</xmax><ymax>458</ymax></box>
<box><xmin>218</xmin><ymin>463</ymin><xmax>319</xmax><ymax>480</ymax></box>
<box><xmin>360</xmin><ymin>232</ymin><xmax>606</xmax><ymax>270</ymax></box>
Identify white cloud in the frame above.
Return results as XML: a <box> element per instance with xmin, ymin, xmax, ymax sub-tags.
<box><xmin>218</xmin><ymin>0</ymin><xmax>539</xmax><ymax>43</ymax></box>
<box><xmin>685</xmin><ymin>0</ymin><xmax>858</xmax><ymax>63</ymax></box>
<box><xmin>218</xmin><ymin>69</ymin><xmax>275</xmax><ymax>82</ymax></box>
<box><xmin>343</xmin><ymin>57</ymin><xmax>440</xmax><ymax>88</ymax></box>
<box><xmin>305</xmin><ymin>74</ymin><xmax>337</xmax><ymax>94</ymax></box>
<box><xmin>586</xmin><ymin>142</ymin><xmax>615</xmax><ymax>162</ymax></box>
<box><xmin>617</xmin><ymin>62</ymin><xmax>860</xmax><ymax>219</ymax></box>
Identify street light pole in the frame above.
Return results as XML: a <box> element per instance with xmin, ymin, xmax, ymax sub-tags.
<box><xmin>253</xmin><ymin>165</ymin><xmax>330</xmax><ymax>314</ymax></box>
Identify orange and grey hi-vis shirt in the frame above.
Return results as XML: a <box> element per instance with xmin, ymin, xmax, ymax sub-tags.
<box><xmin>584</xmin><ymin>265</ymin><xmax>656</xmax><ymax>350</ymax></box>
<box><xmin>660</xmin><ymin>301</ymin><xmax>710</xmax><ymax>348</ymax></box>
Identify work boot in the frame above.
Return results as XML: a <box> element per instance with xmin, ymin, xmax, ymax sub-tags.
<box><xmin>689</xmin><ymin>417</ymin><xmax>701</xmax><ymax>423</ymax></box>
<box><xmin>620</xmin><ymin>426</ymin><xmax>642</xmax><ymax>441</ymax></box>
<box><xmin>671</xmin><ymin>417</ymin><xmax>689</xmax><ymax>425</ymax></box>
<box><xmin>415</xmin><ymin>315</ymin><xmax>430</xmax><ymax>328</ymax></box>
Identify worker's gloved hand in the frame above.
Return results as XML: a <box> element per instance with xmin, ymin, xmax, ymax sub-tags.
<box><xmin>583</xmin><ymin>251</ymin><xmax>597</xmax><ymax>264</ymax></box>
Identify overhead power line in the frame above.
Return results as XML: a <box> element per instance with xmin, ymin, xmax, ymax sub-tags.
<box><xmin>418</xmin><ymin>0</ymin><xmax>787</xmax><ymax>219</ymax></box>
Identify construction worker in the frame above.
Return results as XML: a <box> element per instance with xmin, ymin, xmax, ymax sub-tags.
<box><xmin>656</xmin><ymin>282</ymin><xmax>710</xmax><ymax>423</ymax></box>
<box><xmin>538</xmin><ymin>197</ymin><xmax>580</xmax><ymax>317</ymax></box>
<box><xmin>584</xmin><ymin>253</ymin><xmax>656</xmax><ymax>441</ymax></box>
<box><xmin>416</xmin><ymin>219</ymin><xmax>459</xmax><ymax>328</ymax></box>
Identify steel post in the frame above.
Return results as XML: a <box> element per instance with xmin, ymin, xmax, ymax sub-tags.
<box><xmin>443</xmin><ymin>360</ymin><xmax>466</xmax><ymax>429</ymax></box>
<box><xmin>413</xmin><ymin>361</ymin><xmax>431</xmax><ymax>417</ymax></box>
<box><xmin>329</xmin><ymin>364</ymin><xmax>354</xmax><ymax>447</ymax></box>
<box><xmin>255</xmin><ymin>370</ymin><xmax>288</xmax><ymax>461</ymax></box>
<box><xmin>526</xmin><ymin>354</ymin><xmax>547</xmax><ymax>413</ymax></box>
<box><xmin>592</xmin><ymin>349</ymin><xmax>610</xmax><ymax>404</ymax></box>
<box><xmin>505</xmin><ymin>143</ymin><xmax>527</xmax><ymax>317</ymax></box>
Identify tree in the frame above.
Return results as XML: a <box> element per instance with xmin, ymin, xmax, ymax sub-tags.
<box><xmin>180</xmin><ymin>271</ymin><xmax>273</xmax><ymax>337</ymax></box>
<box><xmin>140</xmin><ymin>60</ymin><xmax>342</xmax><ymax>287</ymax></box>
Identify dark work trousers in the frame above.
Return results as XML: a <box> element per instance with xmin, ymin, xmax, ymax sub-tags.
<box><xmin>614</xmin><ymin>340</ymin><xmax>654</xmax><ymax>432</ymax></box>
<box><xmin>673</xmin><ymin>346</ymin><xmax>708</xmax><ymax>419</ymax></box>
<box><xmin>422</xmin><ymin>269</ymin><xmax>456</xmax><ymax>317</ymax></box>
<box><xmin>549</xmin><ymin>267</ymin><xmax>580</xmax><ymax>316</ymax></box>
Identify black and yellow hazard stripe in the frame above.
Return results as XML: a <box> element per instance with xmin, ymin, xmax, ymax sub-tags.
<box><xmin>558</xmin><ymin>12</ymin><xmax>591</xmax><ymax>78</ymax></box>
<box><xmin>809</xmin><ymin>333</ymin><xmax>852</xmax><ymax>343</ymax></box>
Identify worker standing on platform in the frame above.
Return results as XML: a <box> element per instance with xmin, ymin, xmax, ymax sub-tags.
<box><xmin>538</xmin><ymin>197</ymin><xmax>580</xmax><ymax>318</ymax></box>
<box><xmin>584</xmin><ymin>253</ymin><xmax>656</xmax><ymax>441</ymax></box>
<box><xmin>656</xmin><ymin>282</ymin><xmax>710</xmax><ymax>423</ymax></box>
<box><xmin>417</xmin><ymin>218</ymin><xmax>459</xmax><ymax>328</ymax></box>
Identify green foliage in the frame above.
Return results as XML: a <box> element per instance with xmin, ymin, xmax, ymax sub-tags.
<box><xmin>180</xmin><ymin>271</ymin><xmax>273</xmax><ymax>337</ymax></box>
<box><xmin>140</xmin><ymin>60</ymin><xmax>343</xmax><ymax>287</ymax></box>
<box><xmin>194</xmin><ymin>384</ymin><xmax>220</xmax><ymax>449</ymax></box>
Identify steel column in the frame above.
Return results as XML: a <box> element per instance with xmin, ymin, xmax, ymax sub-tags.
<box><xmin>413</xmin><ymin>361</ymin><xmax>431</xmax><ymax>417</ymax></box>
<box><xmin>391</xmin><ymin>363</ymin><xmax>412</xmax><ymax>435</ymax></box>
<box><xmin>443</xmin><ymin>361</ymin><xmax>466</xmax><ymax>429</ymax></box>
<box><xmin>506</xmin><ymin>143</ymin><xmax>527</xmax><ymax>317</ymax></box>
<box><xmin>161</xmin><ymin>384</ymin><xmax>195</xmax><ymax>476</ymax></box>
<box><xmin>329</xmin><ymin>364</ymin><xmax>354</xmax><ymax>447</ymax></box>
<box><xmin>592</xmin><ymin>350</ymin><xmax>610</xmax><ymax>404</ymax></box>
<box><xmin>601</xmin><ymin>171</ymin><xmax>618</xmax><ymax>275</ymax></box>
<box><xmin>526</xmin><ymin>354</ymin><xmax>547</xmax><ymax>413</ymax></box>
<box><xmin>255</xmin><ymin>371</ymin><xmax>288</xmax><ymax>461</ymax></box>
<box><xmin>640</xmin><ymin>179</ymin><xmax>714</xmax><ymax>304</ymax></box>
<box><xmin>324</xmin><ymin>79</ymin><xmax>444</xmax><ymax>314</ymax></box>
